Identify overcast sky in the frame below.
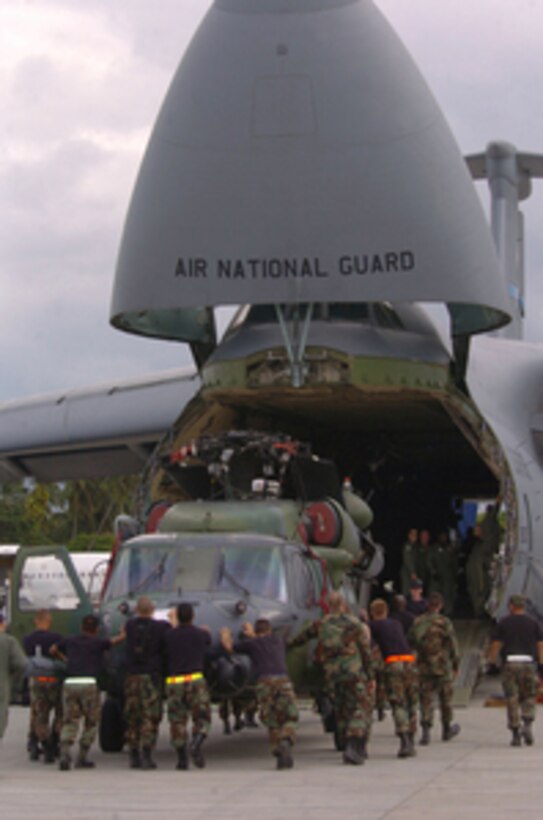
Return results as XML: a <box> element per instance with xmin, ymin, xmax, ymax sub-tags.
<box><xmin>2</xmin><ymin>0</ymin><xmax>542</xmax><ymax>402</ymax></box>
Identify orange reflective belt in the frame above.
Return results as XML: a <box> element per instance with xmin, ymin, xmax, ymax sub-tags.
<box><xmin>385</xmin><ymin>655</ymin><xmax>415</xmax><ymax>664</ymax></box>
<box><xmin>166</xmin><ymin>672</ymin><xmax>204</xmax><ymax>684</ymax></box>
<box><xmin>35</xmin><ymin>676</ymin><xmax>58</xmax><ymax>683</ymax></box>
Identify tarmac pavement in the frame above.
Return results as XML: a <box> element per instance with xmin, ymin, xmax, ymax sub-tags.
<box><xmin>0</xmin><ymin>678</ymin><xmax>540</xmax><ymax>820</ymax></box>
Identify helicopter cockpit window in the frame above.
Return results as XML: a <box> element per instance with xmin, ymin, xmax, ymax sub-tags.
<box><xmin>104</xmin><ymin>541</ymin><xmax>288</xmax><ymax>603</ymax></box>
<box><xmin>105</xmin><ymin>545</ymin><xmax>175</xmax><ymax>600</ymax></box>
<box><xmin>104</xmin><ymin>542</ymin><xmax>218</xmax><ymax>601</ymax></box>
<box><xmin>217</xmin><ymin>545</ymin><xmax>287</xmax><ymax>603</ymax></box>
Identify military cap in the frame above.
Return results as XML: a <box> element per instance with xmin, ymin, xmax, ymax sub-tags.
<box><xmin>410</xmin><ymin>578</ymin><xmax>423</xmax><ymax>590</ymax></box>
<box><xmin>509</xmin><ymin>594</ymin><xmax>526</xmax><ymax>608</ymax></box>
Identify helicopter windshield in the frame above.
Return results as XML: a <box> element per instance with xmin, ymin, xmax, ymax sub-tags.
<box><xmin>217</xmin><ymin>544</ymin><xmax>287</xmax><ymax>603</ymax></box>
<box><xmin>104</xmin><ymin>540</ymin><xmax>287</xmax><ymax>604</ymax></box>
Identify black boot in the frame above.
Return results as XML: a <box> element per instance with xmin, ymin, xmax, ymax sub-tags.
<box><xmin>521</xmin><ymin>719</ymin><xmax>534</xmax><ymax>746</ymax></box>
<box><xmin>357</xmin><ymin>736</ymin><xmax>368</xmax><ymax>761</ymax></box>
<box><xmin>234</xmin><ymin>716</ymin><xmax>244</xmax><ymax>732</ymax></box>
<box><xmin>75</xmin><ymin>745</ymin><xmax>95</xmax><ymax>769</ymax></box>
<box><xmin>59</xmin><ymin>743</ymin><xmax>72</xmax><ymax>771</ymax></box>
<box><xmin>245</xmin><ymin>713</ymin><xmax>258</xmax><ymax>728</ymax></box>
<box><xmin>442</xmin><ymin>722</ymin><xmax>461</xmax><ymax>742</ymax></box>
<box><xmin>377</xmin><ymin>706</ymin><xmax>386</xmax><ymax>722</ymax></box>
<box><xmin>28</xmin><ymin>732</ymin><xmax>40</xmax><ymax>761</ymax></box>
<box><xmin>511</xmin><ymin>727</ymin><xmax>521</xmax><ymax>747</ymax></box>
<box><xmin>397</xmin><ymin>733</ymin><xmax>410</xmax><ymax>758</ymax></box>
<box><xmin>407</xmin><ymin>732</ymin><xmax>417</xmax><ymax>757</ymax></box>
<box><xmin>275</xmin><ymin>738</ymin><xmax>294</xmax><ymax>770</ymax></box>
<box><xmin>223</xmin><ymin>719</ymin><xmax>232</xmax><ymax>735</ymax></box>
<box><xmin>129</xmin><ymin>747</ymin><xmax>142</xmax><ymax>769</ymax></box>
<box><xmin>176</xmin><ymin>745</ymin><xmax>189</xmax><ymax>770</ymax></box>
<box><xmin>190</xmin><ymin>733</ymin><xmax>206</xmax><ymax>769</ymax></box>
<box><xmin>420</xmin><ymin>724</ymin><xmax>431</xmax><ymax>746</ymax></box>
<box><xmin>141</xmin><ymin>746</ymin><xmax>157</xmax><ymax>770</ymax></box>
<box><xmin>43</xmin><ymin>736</ymin><xmax>56</xmax><ymax>764</ymax></box>
<box><xmin>51</xmin><ymin>731</ymin><xmax>60</xmax><ymax>759</ymax></box>
<box><xmin>342</xmin><ymin>737</ymin><xmax>363</xmax><ymax>765</ymax></box>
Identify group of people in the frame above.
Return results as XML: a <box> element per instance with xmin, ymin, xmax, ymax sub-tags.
<box><xmin>400</xmin><ymin>528</ymin><xmax>458</xmax><ymax>615</ymax></box>
<box><xmin>1</xmin><ymin>584</ymin><xmax>542</xmax><ymax>771</ymax></box>
<box><xmin>400</xmin><ymin>503</ymin><xmax>502</xmax><ymax>618</ymax></box>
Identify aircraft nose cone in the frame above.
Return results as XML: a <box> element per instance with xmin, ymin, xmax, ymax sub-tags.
<box><xmin>111</xmin><ymin>0</ymin><xmax>510</xmax><ymax>342</ymax></box>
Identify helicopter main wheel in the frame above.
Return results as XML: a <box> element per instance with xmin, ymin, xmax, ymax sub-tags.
<box><xmin>99</xmin><ymin>696</ymin><xmax>125</xmax><ymax>752</ymax></box>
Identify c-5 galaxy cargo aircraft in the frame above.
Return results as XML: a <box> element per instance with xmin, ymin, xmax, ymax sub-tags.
<box><xmin>2</xmin><ymin>0</ymin><xmax>543</xmax><ymax>629</ymax></box>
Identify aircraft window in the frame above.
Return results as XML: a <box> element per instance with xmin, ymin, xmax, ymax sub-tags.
<box><xmin>372</xmin><ymin>303</ymin><xmax>403</xmax><ymax>329</ymax></box>
<box><xmin>104</xmin><ymin>542</ymin><xmax>218</xmax><ymax>600</ymax></box>
<box><xmin>216</xmin><ymin>545</ymin><xmax>287</xmax><ymax>603</ymax></box>
<box><xmin>326</xmin><ymin>304</ymin><xmax>370</xmax><ymax>322</ymax></box>
<box><xmin>104</xmin><ymin>541</ymin><xmax>289</xmax><ymax>603</ymax></box>
<box><xmin>18</xmin><ymin>556</ymin><xmax>80</xmax><ymax>612</ymax></box>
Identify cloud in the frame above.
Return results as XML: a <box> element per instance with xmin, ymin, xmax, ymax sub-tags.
<box><xmin>1</xmin><ymin>0</ymin><xmax>542</xmax><ymax>403</ymax></box>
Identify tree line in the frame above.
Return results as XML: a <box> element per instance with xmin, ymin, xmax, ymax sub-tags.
<box><xmin>0</xmin><ymin>476</ymin><xmax>139</xmax><ymax>552</ymax></box>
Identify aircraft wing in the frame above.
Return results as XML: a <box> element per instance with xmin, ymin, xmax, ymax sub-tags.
<box><xmin>0</xmin><ymin>368</ymin><xmax>199</xmax><ymax>483</ymax></box>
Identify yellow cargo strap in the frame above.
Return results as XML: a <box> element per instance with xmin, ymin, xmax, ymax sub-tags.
<box><xmin>166</xmin><ymin>672</ymin><xmax>204</xmax><ymax>684</ymax></box>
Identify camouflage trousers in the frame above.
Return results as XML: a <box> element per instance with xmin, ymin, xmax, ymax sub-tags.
<box><xmin>166</xmin><ymin>678</ymin><xmax>211</xmax><ymax>749</ymax></box>
<box><xmin>255</xmin><ymin>676</ymin><xmax>298</xmax><ymax>751</ymax></box>
<box><xmin>502</xmin><ymin>662</ymin><xmax>538</xmax><ymax>729</ymax></box>
<box><xmin>373</xmin><ymin>646</ymin><xmax>387</xmax><ymax>712</ymax></box>
<box><xmin>123</xmin><ymin>674</ymin><xmax>163</xmax><ymax>749</ymax></box>
<box><xmin>332</xmin><ymin>674</ymin><xmax>374</xmax><ymax>741</ymax></box>
<box><xmin>60</xmin><ymin>682</ymin><xmax>101</xmax><ymax>748</ymax></box>
<box><xmin>419</xmin><ymin>674</ymin><xmax>454</xmax><ymax>727</ymax></box>
<box><xmin>29</xmin><ymin>680</ymin><xmax>62</xmax><ymax>742</ymax></box>
<box><xmin>383</xmin><ymin>662</ymin><xmax>419</xmax><ymax>735</ymax></box>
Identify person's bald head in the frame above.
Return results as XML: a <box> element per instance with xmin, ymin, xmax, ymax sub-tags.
<box><xmin>135</xmin><ymin>596</ymin><xmax>155</xmax><ymax>618</ymax></box>
<box><xmin>328</xmin><ymin>591</ymin><xmax>345</xmax><ymax>614</ymax></box>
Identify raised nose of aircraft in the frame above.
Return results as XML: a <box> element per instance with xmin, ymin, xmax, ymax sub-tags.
<box><xmin>111</xmin><ymin>0</ymin><xmax>509</xmax><ymax>344</ymax></box>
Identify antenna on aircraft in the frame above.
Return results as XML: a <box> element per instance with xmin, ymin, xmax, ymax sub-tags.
<box><xmin>466</xmin><ymin>142</ymin><xmax>543</xmax><ymax>340</ymax></box>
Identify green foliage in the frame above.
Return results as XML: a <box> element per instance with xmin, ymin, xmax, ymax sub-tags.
<box><xmin>67</xmin><ymin>532</ymin><xmax>114</xmax><ymax>552</ymax></box>
<box><xmin>0</xmin><ymin>475</ymin><xmax>138</xmax><ymax>548</ymax></box>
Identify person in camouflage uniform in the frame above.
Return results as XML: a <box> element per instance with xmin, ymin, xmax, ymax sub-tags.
<box><xmin>488</xmin><ymin>594</ymin><xmax>543</xmax><ymax>746</ymax></box>
<box><xmin>289</xmin><ymin>591</ymin><xmax>375</xmax><ymax>765</ymax></box>
<box><xmin>428</xmin><ymin>532</ymin><xmax>458</xmax><ymax>616</ymax></box>
<box><xmin>408</xmin><ymin>592</ymin><xmax>460</xmax><ymax>745</ymax></box>
<box><xmin>123</xmin><ymin>596</ymin><xmax>170</xmax><ymax>769</ymax></box>
<box><xmin>52</xmin><ymin>615</ymin><xmax>125</xmax><ymax>771</ymax></box>
<box><xmin>370</xmin><ymin>598</ymin><xmax>418</xmax><ymax>758</ymax></box>
<box><xmin>400</xmin><ymin>528</ymin><xmax>419</xmax><ymax>596</ymax></box>
<box><xmin>23</xmin><ymin>610</ymin><xmax>63</xmax><ymax>763</ymax></box>
<box><xmin>164</xmin><ymin>602</ymin><xmax>212</xmax><ymax>770</ymax></box>
<box><xmin>221</xmin><ymin>619</ymin><xmax>298</xmax><ymax>770</ymax></box>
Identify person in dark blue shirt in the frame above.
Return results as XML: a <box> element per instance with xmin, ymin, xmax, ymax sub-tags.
<box><xmin>23</xmin><ymin>609</ymin><xmax>63</xmax><ymax>763</ymax></box>
<box><xmin>52</xmin><ymin>614</ymin><xmax>124</xmax><ymax>771</ymax></box>
<box><xmin>124</xmin><ymin>595</ymin><xmax>170</xmax><ymax>770</ymax></box>
<box><xmin>222</xmin><ymin>619</ymin><xmax>298</xmax><ymax>770</ymax></box>
<box><xmin>370</xmin><ymin>598</ymin><xmax>418</xmax><ymax>758</ymax></box>
<box><xmin>164</xmin><ymin>602</ymin><xmax>211</xmax><ymax>770</ymax></box>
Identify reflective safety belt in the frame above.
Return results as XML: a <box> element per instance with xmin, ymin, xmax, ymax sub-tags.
<box><xmin>385</xmin><ymin>655</ymin><xmax>416</xmax><ymax>664</ymax></box>
<box><xmin>166</xmin><ymin>672</ymin><xmax>204</xmax><ymax>684</ymax></box>
<box><xmin>64</xmin><ymin>677</ymin><xmax>97</xmax><ymax>685</ymax></box>
<box><xmin>506</xmin><ymin>655</ymin><xmax>533</xmax><ymax>663</ymax></box>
